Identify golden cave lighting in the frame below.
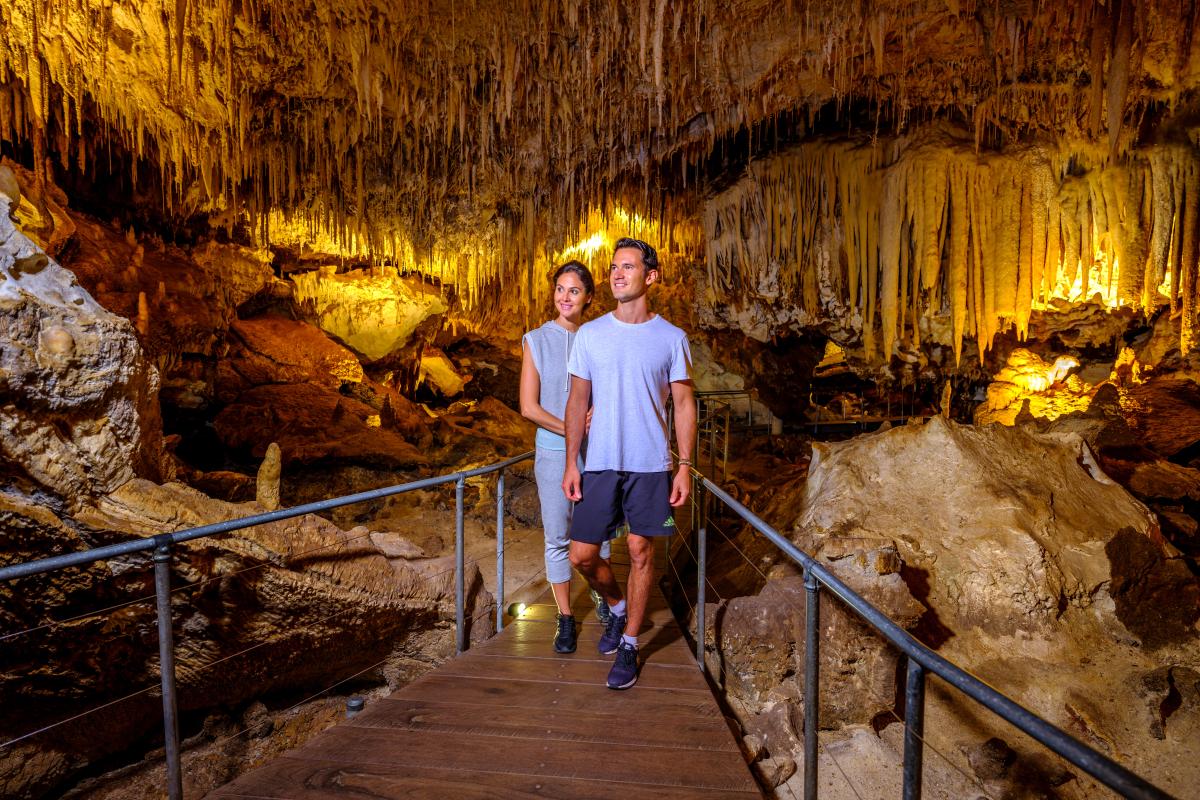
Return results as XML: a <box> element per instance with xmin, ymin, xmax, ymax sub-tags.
<box><xmin>705</xmin><ymin>133</ymin><xmax>1198</xmax><ymax>365</ymax></box>
<box><xmin>976</xmin><ymin>349</ymin><xmax>1093</xmax><ymax>426</ymax></box>
<box><xmin>1041</xmin><ymin>248</ymin><xmax>1122</xmax><ymax>310</ymax></box>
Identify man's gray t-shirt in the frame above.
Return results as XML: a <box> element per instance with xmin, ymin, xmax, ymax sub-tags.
<box><xmin>567</xmin><ymin>312</ymin><xmax>692</xmax><ymax>472</ymax></box>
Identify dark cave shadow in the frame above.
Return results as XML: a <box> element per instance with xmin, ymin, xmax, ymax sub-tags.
<box><xmin>638</xmin><ymin>615</ymin><xmax>685</xmax><ymax>664</ymax></box>
<box><xmin>899</xmin><ymin>564</ymin><xmax>956</xmax><ymax>648</ymax></box>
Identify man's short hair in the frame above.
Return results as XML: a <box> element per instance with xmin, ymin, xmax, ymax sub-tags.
<box><xmin>614</xmin><ymin>237</ymin><xmax>659</xmax><ymax>273</ymax></box>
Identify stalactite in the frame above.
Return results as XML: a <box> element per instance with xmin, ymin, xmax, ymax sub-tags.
<box><xmin>1148</xmin><ymin>150</ymin><xmax>1177</xmax><ymax>309</ymax></box>
<box><xmin>878</xmin><ymin>164</ymin><xmax>905</xmax><ymax>358</ymax></box>
<box><xmin>948</xmin><ymin>163</ymin><xmax>969</xmax><ymax>365</ymax></box>
<box><xmin>1181</xmin><ymin>160</ymin><xmax>1200</xmax><ymax>353</ymax></box>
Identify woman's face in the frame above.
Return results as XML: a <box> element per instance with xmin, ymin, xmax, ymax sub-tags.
<box><xmin>554</xmin><ymin>271</ymin><xmax>591</xmax><ymax>322</ymax></box>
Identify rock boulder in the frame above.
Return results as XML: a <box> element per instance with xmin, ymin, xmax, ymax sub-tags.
<box><xmin>0</xmin><ymin>201</ymin><xmax>167</xmax><ymax>505</ymax></box>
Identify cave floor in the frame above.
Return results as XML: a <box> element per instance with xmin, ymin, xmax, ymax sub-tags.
<box><xmin>208</xmin><ymin>540</ymin><xmax>760</xmax><ymax>798</ymax></box>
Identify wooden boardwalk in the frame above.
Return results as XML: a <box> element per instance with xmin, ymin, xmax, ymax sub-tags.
<box><xmin>210</xmin><ymin>544</ymin><xmax>761</xmax><ymax>799</ymax></box>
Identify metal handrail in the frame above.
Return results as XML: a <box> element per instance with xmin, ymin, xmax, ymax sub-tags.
<box><xmin>0</xmin><ymin>450</ymin><xmax>533</xmax><ymax>800</ymax></box>
<box><xmin>685</xmin><ymin>473</ymin><xmax>1174</xmax><ymax>800</ymax></box>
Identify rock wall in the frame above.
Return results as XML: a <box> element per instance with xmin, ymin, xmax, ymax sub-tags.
<box><xmin>789</xmin><ymin>417</ymin><xmax>1199</xmax><ymax>796</ymax></box>
<box><xmin>0</xmin><ymin>199</ymin><xmax>167</xmax><ymax>506</ymax></box>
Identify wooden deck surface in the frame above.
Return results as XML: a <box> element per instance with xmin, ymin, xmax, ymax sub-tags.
<box><xmin>210</xmin><ymin>543</ymin><xmax>761</xmax><ymax>799</ymax></box>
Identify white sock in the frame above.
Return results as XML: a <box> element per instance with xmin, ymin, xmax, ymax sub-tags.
<box><xmin>609</xmin><ymin>599</ymin><xmax>627</xmax><ymax>617</ymax></box>
<box><xmin>621</xmin><ymin>633</ymin><xmax>638</xmax><ymax>648</ymax></box>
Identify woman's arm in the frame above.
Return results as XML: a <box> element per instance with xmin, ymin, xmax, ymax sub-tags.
<box><xmin>519</xmin><ymin>340</ymin><xmax>566</xmax><ymax>435</ymax></box>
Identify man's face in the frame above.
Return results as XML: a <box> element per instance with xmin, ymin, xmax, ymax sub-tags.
<box><xmin>609</xmin><ymin>246</ymin><xmax>656</xmax><ymax>302</ymax></box>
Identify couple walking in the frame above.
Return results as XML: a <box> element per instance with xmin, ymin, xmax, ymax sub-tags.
<box><xmin>519</xmin><ymin>237</ymin><xmax>696</xmax><ymax>690</ymax></box>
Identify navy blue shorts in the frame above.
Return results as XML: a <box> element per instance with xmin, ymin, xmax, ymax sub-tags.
<box><xmin>570</xmin><ymin>470</ymin><xmax>676</xmax><ymax>544</ymax></box>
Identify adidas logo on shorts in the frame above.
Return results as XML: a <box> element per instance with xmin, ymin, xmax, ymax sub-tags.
<box><xmin>662</xmin><ymin>515</ymin><xmax>675</xmax><ymax>527</ymax></box>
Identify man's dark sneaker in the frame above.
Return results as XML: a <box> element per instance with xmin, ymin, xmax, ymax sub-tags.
<box><xmin>590</xmin><ymin>589</ymin><xmax>612</xmax><ymax>624</ymax></box>
<box><xmin>597</xmin><ymin>611</ymin><xmax>627</xmax><ymax>655</ymax></box>
<box><xmin>606</xmin><ymin>641</ymin><xmax>639</xmax><ymax>689</ymax></box>
<box><xmin>554</xmin><ymin>613</ymin><xmax>578</xmax><ymax>654</ymax></box>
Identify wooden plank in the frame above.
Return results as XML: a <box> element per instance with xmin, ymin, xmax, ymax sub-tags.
<box><xmin>471</xmin><ymin>628</ymin><xmax>698</xmax><ymax>666</ymax></box>
<box><xmin>346</xmin><ymin>697</ymin><xmax>739</xmax><ymax>751</ymax></box>
<box><xmin>209</xmin><ymin>756</ymin><xmax>762</xmax><ymax>799</ymax></box>
<box><xmin>281</xmin><ymin>726</ymin><xmax>759</xmax><ymax>792</ymax></box>
<box><xmin>397</xmin><ymin>673</ymin><xmax>722</xmax><ymax>720</ymax></box>
<box><xmin>440</xmin><ymin>651</ymin><xmax>711</xmax><ymax>691</ymax></box>
<box><xmin>514</xmin><ymin>600</ymin><xmax>675</xmax><ymax>626</ymax></box>
<box><xmin>491</xmin><ymin>616</ymin><xmax>683</xmax><ymax>641</ymax></box>
<box><xmin>207</xmin><ymin>539</ymin><xmax>759</xmax><ymax>799</ymax></box>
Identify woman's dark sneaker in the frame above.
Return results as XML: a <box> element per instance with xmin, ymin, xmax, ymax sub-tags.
<box><xmin>590</xmin><ymin>589</ymin><xmax>612</xmax><ymax>624</ymax></box>
<box><xmin>606</xmin><ymin>641</ymin><xmax>639</xmax><ymax>689</ymax></box>
<box><xmin>554</xmin><ymin>613</ymin><xmax>578</xmax><ymax>654</ymax></box>
<box><xmin>597</xmin><ymin>611</ymin><xmax>627</xmax><ymax>655</ymax></box>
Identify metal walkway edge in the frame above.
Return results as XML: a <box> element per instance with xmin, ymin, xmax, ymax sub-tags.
<box><xmin>208</xmin><ymin>541</ymin><xmax>761</xmax><ymax>799</ymax></box>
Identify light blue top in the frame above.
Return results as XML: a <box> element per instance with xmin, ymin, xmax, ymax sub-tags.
<box><xmin>522</xmin><ymin>320</ymin><xmax>576</xmax><ymax>451</ymax></box>
<box><xmin>567</xmin><ymin>312</ymin><xmax>692</xmax><ymax>472</ymax></box>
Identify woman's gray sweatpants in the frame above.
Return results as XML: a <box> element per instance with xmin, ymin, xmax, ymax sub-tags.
<box><xmin>535</xmin><ymin>447</ymin><xmax>610</xmax><ymax>584</ymax></box>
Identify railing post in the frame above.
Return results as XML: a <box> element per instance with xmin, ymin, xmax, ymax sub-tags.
<box><xmin>695</xmin><ymin>479</ymin><xmax>707</xmax><ymax>674</ymax></box>
<box><xmin>153</xmin><ymin>542</ymin><xmax>183</xmax><ymax>800</ymax></box>
<box><xmin>803</xmin><ymin>569</ymin><xmax>820</xmax><ymax>800</ymax></box>
<box><xmin>903</xmin><ymin>656</ymin><xmax>927</xmax><ymax>800</ymax></box>
<box><xmin>721</xmin><ymin>406</ymin><xmax>730</xmax><ymax>482</ymax></box>
<box><xmin>455</xmin><ymin>476</ymin><xmax>466</xmax><ymax>654</ymax></box>
<box><xmin>495</xmin><ymin>468</ymin><xmax>506</xmax><ymax>632</ymax></box>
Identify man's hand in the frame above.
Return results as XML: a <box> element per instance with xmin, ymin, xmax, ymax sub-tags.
<box><xmin>563</xmin><ymin>462</ymin><xmax>583</xmax><ymax>502</ymax></box>
<box><xmin>668</xmin><ymin>466</ymin><xmax>692</xmax><ymax>507</ymax></box>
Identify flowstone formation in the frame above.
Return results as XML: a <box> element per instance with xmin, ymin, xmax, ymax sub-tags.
<box><xmin>780</xmin><ymin>417</ymin><xmax>1199</xmax><ymax>797</ymax></box>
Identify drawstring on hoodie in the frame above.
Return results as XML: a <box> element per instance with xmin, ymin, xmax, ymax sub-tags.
<box><xmin>562</xmin><ymin>325</ymin><xmax>572</xmax><ymax>392</ymax></box>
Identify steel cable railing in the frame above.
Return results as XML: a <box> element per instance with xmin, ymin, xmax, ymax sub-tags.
<box><xmin>1</xmin><ymin>485</ymin><xmax>534</xmax><ymax>749</ymax></box>
<box><xmin>0</xmin><ymin>450</ymin><xmax>534</xmax><ymax>800</ymax></box>
<box><xmin>671</xmin><ymin>498</ymin><xmax>1000</xmax><ymax>799</ymax></box>
<box><xmin>667</xmin><ymin>471</ymin><xmax>1175</xmax><ymax>800</ymax></box>
<box><xmin>667</xmin><ymin>503</ymin><xmax>870</xmax><ymax>800</ymax></box>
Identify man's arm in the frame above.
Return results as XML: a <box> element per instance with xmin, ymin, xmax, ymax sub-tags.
<box><xmin>669</xmin><ymin>379</ymin><xmax>696</xmax><ymax>507</ymax></box>
<box><xmin>562</xmin><ymin>375</ymin><xmax>592</xmax><ymax>501</ymax></box>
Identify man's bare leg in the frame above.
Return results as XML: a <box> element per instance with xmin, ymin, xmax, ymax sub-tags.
<box><xmin>569</xmin><ymin>541</ymin><xmax>624</xmax><ymax>605</ymax></box>
<box><xmin>623</xmin><ymin>534</ymin><xmax>655</xmax><ymax>640</ymax></box>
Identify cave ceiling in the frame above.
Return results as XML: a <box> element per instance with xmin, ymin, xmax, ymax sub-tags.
<box><xmin>1</xmin><ymin>0</ymin><xmax>1198</xmax><ymax>324</ymax></box>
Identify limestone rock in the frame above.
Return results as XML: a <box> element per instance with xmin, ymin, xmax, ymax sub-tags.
<box><xmin>792</xmin><ymin>417</ymin><xmax>1200</xmax><ymax>796</ymax></box>
<box><xmin>256</xmin><ymin>443</ymin><xmax>282</xmax><ymax>510</ymax></box>
<box><xmin>802</xmin><ymin>417</ymin><xmax>1164</xmax><ymax>635</ymax></box>
<box><xmin>216</xmin><ymin>316</ymin><xmax>366</xmax><ymax>403</ymax></box>
<box><xmin>1122</xmin><ymin>377</ymin><xmax>1200</xmax><ymax>458</ymax></box>
<box><xmin>0</xmin><ymin>200</ymin><xmax>167</xmax><ymax>503</ymax></box>
<box><xmin>291</xmin><ymin>266</ymin><xmax>447</xmax><ymax>361</ymax></box>
<box><xmin>444</xmin><ymin>334</ymin><xmax>522</xmax><ymax>410</ymax></box>
<box><xmin>419</xmin><ymin>347</ymin><xmax>466</xmax><ymax>397</ymax></box>
<box><xmin>752</xmin><ymin>755</ymin><xmax>797</xmax><ymax>788</ymax></box>
<box><xmin>2</xmin><ymin>478</ymin><xmax>488</xmax><ymax>797</ymax></box>
<box><xmin>974</xmin><ymin>347</ymin><xmax>1092</xmax><ymax>426</ymax></box>
<box><xmin>213</xmin><ymin>382</ymin><xmax>428</xmax><ymax>469</ymax></box>
<box><xmin>707</xmin><ymin>538</ymin><xmax>923</xmax><ymax>727</ymax></box>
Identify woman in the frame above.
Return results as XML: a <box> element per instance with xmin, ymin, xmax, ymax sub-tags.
<box><xmin>520</xmin><ymin>260</ymin><xmax>611</xmax><ymax>654</ymax></box>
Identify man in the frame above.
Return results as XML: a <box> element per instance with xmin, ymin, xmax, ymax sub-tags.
<box><xmin>562</xmin><ymin>237</ymin><xmax>696</xmax><ymax>690</ymax></box>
